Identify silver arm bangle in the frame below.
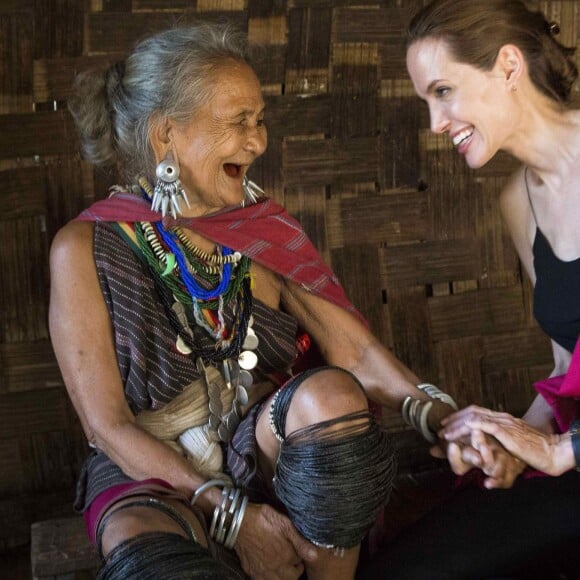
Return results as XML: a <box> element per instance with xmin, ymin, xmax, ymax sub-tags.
<box><xmin>190</xmin><ymin>479</ymin><xmax>230</xmax><ymax>506</ymax></box>
<box><xmin>224</xmin><ymin>495</ymin><xmax>248</xmax><ymax>549</ymax></box>
<box><xmin>402</xmin><ymin>383</ymin><xmax>458</xmax><ymax>442</ymax></box>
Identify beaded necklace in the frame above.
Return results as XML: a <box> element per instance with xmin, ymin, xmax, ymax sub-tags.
<box><xmin>132</xmin><ymin>179</ymin><xmax>253</xmax><ymax>362</ymax></box>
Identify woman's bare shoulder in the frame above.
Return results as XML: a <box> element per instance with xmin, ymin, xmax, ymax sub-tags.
<box><xmin>50</xmin><ymin>221</ymin><xmax>95</xmax><ymax>261</ymax></box>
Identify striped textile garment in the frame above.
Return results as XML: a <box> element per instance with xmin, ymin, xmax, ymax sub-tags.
<box><xmin>74</xmin><ymin>222</ymin><xmax>299</xmax><ymax>510</ymax></box>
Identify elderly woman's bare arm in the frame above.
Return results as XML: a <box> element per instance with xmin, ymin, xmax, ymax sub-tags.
<box><xmin>280</xmin><ymin>278</ymin><xmax>454</xmax><ymax>425</ymax></box>
<box><xmin>49</xmin><ymin>222</ymin><xmax>216</xmax><ymax>505</ymax></box>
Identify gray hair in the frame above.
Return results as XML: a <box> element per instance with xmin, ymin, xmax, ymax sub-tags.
<box><xmin>68</xmin><ymin>22</ymin><xmax>255</xmax><ymax>180</ymax></box>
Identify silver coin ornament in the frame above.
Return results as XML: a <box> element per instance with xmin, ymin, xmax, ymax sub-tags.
<box><xmin>239</xmin><ymin>369</ymin><xmax>253</xmax><ymax>388</ymax></box>
<box><xmin>156</xmin><ymin>158</ymin><xmax>180</xmax><ymax>183</ymax></box>
<box><xmin>242</xmin><ymin>328</ymin><xmax>259</xmax><ymax>350</ymax></box>
<box><xmin>236</xmin><ymin>385</ymin><xmax>249</xmax><ymax>406</ymax></box>
<box><xmin>238</xmin><ymin>350</ymin><xmax>258</xmax><ymax>370</ymax></box>
<box><xmin>218</xmin><ymin>423</ymin><xmax>231</xmax><ymax>442</ymax></box>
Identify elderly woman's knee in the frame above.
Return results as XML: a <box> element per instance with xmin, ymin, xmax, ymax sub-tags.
<box><xmin>285</xmin><ymin>367</ymin><xmax>368</xmax><ymax>434</ymax></box>
<box><xmin>98</xmin><ymin>498</ymin><xmax>205</xmax><ymax>559</ymax></box>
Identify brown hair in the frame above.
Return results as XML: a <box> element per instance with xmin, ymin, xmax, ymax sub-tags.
<box><xmin>407</xmin><ymin>0</ymin><xmax>577</xmax><ymax>103</ymax></box>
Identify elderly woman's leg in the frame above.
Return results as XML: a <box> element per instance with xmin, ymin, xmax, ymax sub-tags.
<box><xmin>96</xmin><ymin>494</ymin><xmax>240</xmax><ymax>579</ymax></box>
<box><xmin>255</xmin><ymin>366</ymin><xmax>396</xmax><ymax>580</ymax></box>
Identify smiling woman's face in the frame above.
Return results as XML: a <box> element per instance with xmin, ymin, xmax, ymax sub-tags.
<box><xmin>406</xmin><ymin>37</ymin><xmax>516</xmax><ymax>169</ymax></box>
<box><xmin>169</xmin><ymin>60</ymin><xmax>267</xmax><ymax>216</ymax></box>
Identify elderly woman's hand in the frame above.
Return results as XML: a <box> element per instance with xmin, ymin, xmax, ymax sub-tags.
<box><xmin>234</xmin><ymin>502</ymin><xmax>318</xmax><ymax>580</ymax></box>
<box><xmin>436</xmin><ymin>406</ymin><xmax>529</xmax><ymax>488</ymax></box>
<box><xmin>441</xmin><ymin>405</ymin><xmax>568</xmax><ymax>476</ymax></box>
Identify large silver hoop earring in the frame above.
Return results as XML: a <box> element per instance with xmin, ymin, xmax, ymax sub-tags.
<box><xmin>242</xmin><ymin>176</ymin><xmax>265</xmax><ymax>206</ymax></box>
<box><xmin>152</xmin><ymin>153</ymin><xmax>190</xmax><ymax>218</ymax></box>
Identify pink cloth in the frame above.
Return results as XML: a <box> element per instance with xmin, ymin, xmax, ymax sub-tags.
<box><xmin>83</xmin><ymin>478</ymin><xmax>186</xmax><ymax>545</ymax></box>
<box><xmin>533</xmin><ymin>336</ymin><xmax>580</xmax><ymax>433</ymax></box>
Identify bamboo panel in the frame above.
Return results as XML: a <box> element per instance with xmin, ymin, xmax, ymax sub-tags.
<box><xmin>44</xmin><ymin>156</ymin><xmax>91</xmax><ymax>235</ymax></box>
<box><xmin>290</xmin><ymin>0</ymin><xmax>371</xmax><ymax>6</ymax></box>
<box><xmin>380</xmin><ymin>238</ymin><xmax>480</xmax><ymax>289</ymax></box>
<box><xmin>388</xmin><ymin>286</ymin><xmax>435</xmax><ymax>381</ymax></box>
<box><xmin>0</xmin><ymin>439</ymin><xmax>24</xmax><ymax>495</ymax></box>
<box><xmin>426</xmin><ymin>174</ymin><xmax>479</xmax><ymax>242</ymax></box>
<box><xmin>331</xmin><ymin>43</ymin><xmax>378</xmax><ymax>138</ymax></box>
<box><xmin>327</xmin><ymin>191</ymin><xmax>430</xmax><ymax>248</ymax></box>
<box><xmin>0</xmin><ymin>340</ymin><xmax>63</xmax><ymax>393</ymax></box>
<box><xmin>100</xmin><ymin>0</ymin><xmax>132</xmax><ymax>10</ymax></box>
<box><xmin>33</xmin><ymin>0</ymin><xmax>84</xmax><ymax>59</ymax></box>
<box><xmin>87</xmin><ymin>11</ymin><xmax>249</xmax><ymax>54</ymax></box>
<box><xmin>0</xmin><ymin>166</ymin><xmax>46</xmax><ymax>219</ymax></box>
<box><xmin>484</xmin><ymin>368</ymin><xmax>543</xmax><ymax>416</ymax></box>
<box><xmin>475</xmin><ymin>176</ymin><xmax>522</xmax><ymax>289</ymax></box>
<box><xmin>379</xmin><ymin>97</ymin><xmax>422</xmax><ymax>189</ymax></box>
<box><xmin>482</xmin><ymin>328</ymin><xmax>553</xmax><ymax>373</ymax></box>
<box><xmin>0</xmin><ymin>489</ymin><xmax>76</xmax><ymax>550</ymax></box>
<box><xmin>253</xmin><ymin>45</ymin><xmax>286</xmax><ymax>89</ymax></box>
<box><xmin>33</xmin><ymin>53</ymin><xmax>126</xmax><ymax>103</ymax></box>
<box><xmin>331</xmin><ymin>244</ymin><xmax>392</xmax><ymax>347</ymax></box>
<box><xmin>379</xmin><ymin>39</ymin><xmax>412</xmax><ymax>79</ymax></box>
<box><xmin>0</xmin><ymin>111</ymin><xmax>77</xmax><ymax>159</ymax></box>
<box><xmin>286</xmin><ymin>7</ymin><xmax>331</xmax><ymax>70</ymax></box>
<box><xmin>0</xmin><ymin>0</ymin><xmax>33</xmax><ymax>12</ymax></box>
<box><xmin>248</xmin><ymin>14</ymin><xmax>286</xmax><ymax>44</ymax></box>
<box><xmin>429</xmin><ymin>286</ymin><xmax>527</xmax><ymax>342</ymax></box>
<box><xmin>248</xmin><ymin>0</ymin><xmax>286</xmax><ymax>17</ymax></box>
<box><xmin>133</xmin><ymin>0</ymin><xmax>193</xmax><ymax>10</ymax></box>
<box><xmin>0</xmin><ymin>12</ymin><xmax>33</xmax><ymax>114</ymax></box>
<box><xmin>283</xmin><ymin>136</ymin><xmax>378</xmax><ymax>186</ymax></box>
<box><xmin>264</xmin><ymin>94</ymin><xmax>332</xmax><ymax>138</ymax></box>
<box><xmin>0</xmin><ymin>390</ymin><xmax>68</xmax><ymax>439</ymax></box>
<box><xmin>284</xmin><ymin>185</ymin><xmax>330</xmax><ymax>262</ymax></box>
<box><xmin>332</xmin><ymin>6</ymin><xmax>398</xmax><ymax>43</ymax></box>
<box><xmin>20</xmin><ymin>431</ymin><xmax>78</xmax><ymax>492</ymax></box>
<box><xmin>0</xmin><ymin>217</ymin><xmax>50</xmax><ymax>343</ymax></box>
<box><xmin>435</xmin><ymin>337</ymin><xmax>485</xmax><ymax>408</ymax></box>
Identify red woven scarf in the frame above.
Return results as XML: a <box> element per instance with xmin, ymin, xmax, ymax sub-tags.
<box><xmin>75</xmin><ymin>192</ymin><xmax>364</xmax><ymax>322</ymax></box>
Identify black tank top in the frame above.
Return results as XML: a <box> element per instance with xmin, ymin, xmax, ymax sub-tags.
<box><xmin>533</xmin><ymin>228</ymin><xmax>580</xmax><ymax>353</ymax></box>
<box><xmin>525</xmin><ymin>168</ymin><xmax>580</xmax><ymax>353</ymax></box>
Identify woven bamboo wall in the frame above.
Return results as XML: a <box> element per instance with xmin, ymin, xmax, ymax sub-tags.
<box><xmin>0</xmin><ymin>0</ymin><xmax>577</xmax><ymax>549</ymax></box>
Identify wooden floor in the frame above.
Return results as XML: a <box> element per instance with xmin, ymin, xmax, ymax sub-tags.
<box><xmin>0</xmin><ymin>545</ymin><xmax>31</xmax><ymax>580</ymax></box>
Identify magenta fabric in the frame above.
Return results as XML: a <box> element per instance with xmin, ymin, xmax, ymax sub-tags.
<box><xmin>83</xmin><ymin>478</ymin><xmax>184</xmax><ymax>545</ymax></box>
<box><xmin>534</xmin><ymin>336</ymin><xmax>580</xmax><ymax>432</ymax></box>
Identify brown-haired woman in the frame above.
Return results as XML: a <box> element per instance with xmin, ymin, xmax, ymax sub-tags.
<box><xmin>359</xmin><ymin>1</ymin><xmax>580</xmax><ymax>578</ymax></box>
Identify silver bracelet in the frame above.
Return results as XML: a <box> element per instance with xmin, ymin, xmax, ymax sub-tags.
<box><xmin>402</xmin><ymin>383</ymin><xmax>458</xmax><ymax>443</ymax></box>
<box><xmin>190</xmin><ymin>479</ymin><xmax>230</xmax><ymax>507</ymax></box>
<box><xmin>201</xmin><ymin>483</ymin><xmax>249</xmax><ymax>549</ymax></box>
<box><xmin>417</xmin><ymin>383</ymin><xmax>459</xmax><ymax>411</ymax></box>
<box><xmin>224</xmin><ymin>495</ymin><xmax>248</xmax><ymax>549</ymax></box>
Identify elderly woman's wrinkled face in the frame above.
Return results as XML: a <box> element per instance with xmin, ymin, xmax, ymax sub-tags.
<box><xmin>171</xmin><ymin>61</ymin><xmax>267</xmax><ymax>215</ymax></box>
<box><xmin>406</xmin><ymin>38</ymin><xmax>517</xmax><ymax>169</ymax></box>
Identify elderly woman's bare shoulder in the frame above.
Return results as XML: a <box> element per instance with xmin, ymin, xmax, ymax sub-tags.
<box><xmin>50</xmin><ymin>220</ymin><xmax>95</xmax><ymax>264</ymax></box>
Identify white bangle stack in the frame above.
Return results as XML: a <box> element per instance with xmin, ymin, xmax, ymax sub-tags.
<box><xmin>401</xmin><ymin>383</ymin><xmax>458</xmax><ymax>443</ymax></box>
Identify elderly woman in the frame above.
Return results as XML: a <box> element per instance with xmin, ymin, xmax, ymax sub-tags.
<box><xmin>50</xmin><ymin>22</ymin><xmax>457</xmax><ymax>579</ymax></box>
<box><xmin>359</xmin><ymin>1</ymin><xmax>580</xmax><ymax>578</ymax></box>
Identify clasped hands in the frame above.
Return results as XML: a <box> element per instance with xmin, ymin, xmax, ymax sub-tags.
<box><xmin>432</xmin><ymin>405</ymin><xmax>534</xmax><ymax>489</ymax></box>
